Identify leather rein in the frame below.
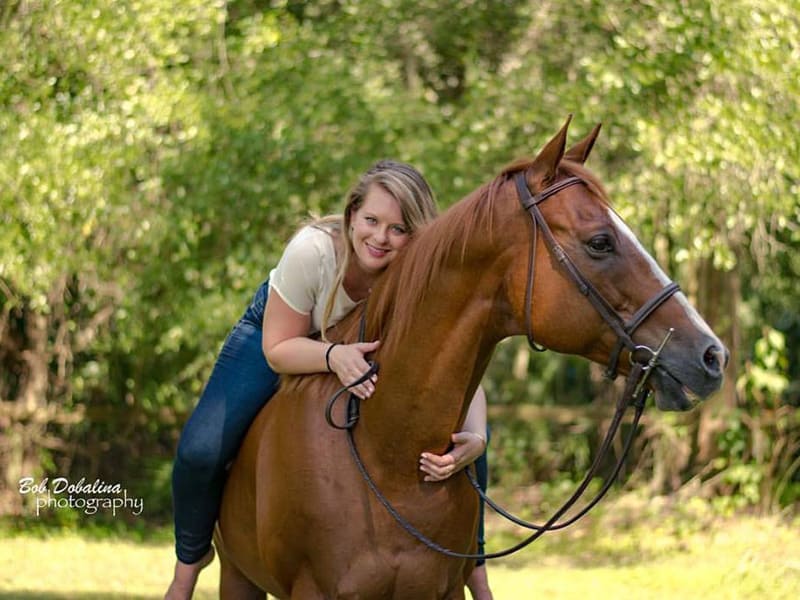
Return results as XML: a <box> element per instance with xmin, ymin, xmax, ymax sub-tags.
<box><xmin>324</xmin><ymin>172</ymin><xmax>680</xmax><ymax>560</ymax></box>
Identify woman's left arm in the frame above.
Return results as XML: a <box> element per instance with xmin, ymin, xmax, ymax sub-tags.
<box><xmin>419</xmin><ymin>386</ymin><xmax>487</xmax><ymax>482</ymax></box>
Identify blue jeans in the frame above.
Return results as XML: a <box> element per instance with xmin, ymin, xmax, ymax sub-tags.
<box><xmin>171</xmin><ymin>280</ymin><xmax>491</xmax><ymax>565</ymax></box>
<box><xmin>172</xmin><ymin>280</ymin><xmax>278</xmax><ymax>564</ymax></box>
<box><xmin>474</xmin><ymin>428</ymin><xmax>490</xmax><ymax>566</ymax></box>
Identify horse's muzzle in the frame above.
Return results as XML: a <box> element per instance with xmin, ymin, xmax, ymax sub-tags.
<box><xmin>650</xmin><ymin>335</ymin><xmax>728</xmax><ymax>411</ymax></box>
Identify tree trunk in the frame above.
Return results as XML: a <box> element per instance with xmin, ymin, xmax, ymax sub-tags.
<box><xmin>695</xmin><ymin>257</ymin><xmax>741</xmax><ymax>466</ymax></box>
<box><xmin>1</xmin><ymin>310</ymin><xmax>49</xmax><ymax>514</ymax></box>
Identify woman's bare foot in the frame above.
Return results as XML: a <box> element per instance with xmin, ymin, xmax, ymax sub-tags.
<box><xmin>165</xmin><ymin>546</ymin><xmax>215</xmax><ymax>600</ymax></box>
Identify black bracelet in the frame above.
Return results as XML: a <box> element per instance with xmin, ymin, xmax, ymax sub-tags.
<box><xmin>325</xmin><ymin>343</ymin><xmax>340</xmax><ymax>373</ymax></box>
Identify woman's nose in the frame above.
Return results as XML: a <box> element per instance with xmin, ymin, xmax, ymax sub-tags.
<box><xmin>374</xmin><ymin>227</ymin><xmax>389</xmax><ymax>244</ymax></box>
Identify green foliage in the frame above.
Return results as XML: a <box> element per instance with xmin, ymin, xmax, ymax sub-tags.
<box><xmin>739</xmin><ymin>327</ymin><xmax>790</xmax><ymax>405</ymax></box>
<box><xmin>1</xmin><ymin>0</ymin><xmax>798</xmax><ymax>520</ymax></box>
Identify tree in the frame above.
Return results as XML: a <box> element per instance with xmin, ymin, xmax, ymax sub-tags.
<box><xmin>1</xmin><ymin>0</ymin><xmax>797</xmax><ymax>520</ymax></box>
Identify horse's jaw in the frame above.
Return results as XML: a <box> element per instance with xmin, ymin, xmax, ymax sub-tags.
<box><xmin>648</xmin><ymin>365</ymin><xmax>718</xmax><ymax>411</ymax></box>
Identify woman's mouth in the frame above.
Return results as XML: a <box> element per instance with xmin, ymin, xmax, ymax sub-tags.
<box><xmin>365</xmin><ymin>243</ymin><xmax>390</xmax><ymax>258</ymax></box>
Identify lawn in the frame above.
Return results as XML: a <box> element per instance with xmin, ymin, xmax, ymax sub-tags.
<box><xmin>1</xmin><ymin>502</ymin><xmax>798</xmax><ymax>599</ymax></box>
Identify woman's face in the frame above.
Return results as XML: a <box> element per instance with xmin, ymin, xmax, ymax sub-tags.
<box><xmin>350</xmin><ymin>183</ymin><xmax>411</xmax><ymax>274</ymax></box>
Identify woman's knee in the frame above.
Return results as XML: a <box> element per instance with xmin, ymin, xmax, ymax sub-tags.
<box><xmin>175</xmin><ymin>430</ymin><xmax>225</xmax><ymax>478</ymax></box>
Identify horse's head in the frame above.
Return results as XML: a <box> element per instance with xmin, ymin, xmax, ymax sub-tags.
<box><xmin>504</xmin><ymin>117</ymin><xmax>727</xmax><ymax>410</ymax></box>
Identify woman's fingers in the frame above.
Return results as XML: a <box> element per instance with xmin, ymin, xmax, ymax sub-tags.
<box><xmin>419</xmin><ymin>452</ymin><xmax>456</xmax><ymax>482</ymax></box>
<box><xmin>330</xmin><ymin>341</ymin><xmax>380</xmax><ymax>398</ymax></box>
<box><xmin>351</xmin><ymin>375</ymin><xmax>377</xmax><ymax>399</ymax></box>
<box><xmin>419</xmin><ymin>432</ymin><xmax>486</xmax><ymax>481</ymax></box>
<box><xmin>345</xmin><ymin>362</ymin><xmax>378</xmax><ymax>399</ymax></box>
<box><xmin>354</xmin><ymin>340</ymin><xmax>380</xmax><ymax>354</ymax></box>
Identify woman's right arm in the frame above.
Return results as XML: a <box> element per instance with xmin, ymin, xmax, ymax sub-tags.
<box><xmin>262</xmin><ymin>291</ymin><xmax>379</xmax><ymax>399</ymax></box>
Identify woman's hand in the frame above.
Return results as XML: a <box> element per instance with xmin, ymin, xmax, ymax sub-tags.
<box><xmin>328</xmin><ymin>340</ymin><xmax>380</xmax><ymax>399</ymax></box>
<box><xmin>419</xmin><ymin>431</ymin><xmax>486</xmax><ymax>482</ymax></box>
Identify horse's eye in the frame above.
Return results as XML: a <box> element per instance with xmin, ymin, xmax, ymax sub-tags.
<box><xmin>586</xmin><ymin>235</ymin><xmax>614</xmax><ymax>256</ymax></box>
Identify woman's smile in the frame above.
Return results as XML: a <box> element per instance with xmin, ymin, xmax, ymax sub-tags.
<box><xmin>350</xmin><ymin>184</ymin><xmax>410</xmax><ymax>274</ymax></box>
<box><xmin>365</xmin><ymin>243</ymin><xmax>389</xmax><ymax>258</ymax></box>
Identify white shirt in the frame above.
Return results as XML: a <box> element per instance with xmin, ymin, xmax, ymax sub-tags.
<box><xmin>268</xmin><ymin>225</ymin><xmax>359</xmax><ymax>335</ymax></box>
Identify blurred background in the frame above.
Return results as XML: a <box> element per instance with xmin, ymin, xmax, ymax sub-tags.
<box><xmin>0</xmin><ymin>0</ymin><xmax>798</xmax><ymax>597</ymax></box>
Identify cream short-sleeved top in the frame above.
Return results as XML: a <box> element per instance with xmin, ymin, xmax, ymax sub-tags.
<box><xmin>268</xmin><ymin>225</ymin><xmax>360</xmax><ymax>335</ymax></box>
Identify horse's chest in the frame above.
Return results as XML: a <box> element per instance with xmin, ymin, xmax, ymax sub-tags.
<box><xmin>332</xmin><ymin>548</ymin><xmax>461</xmax><ymax>599</ymax></box>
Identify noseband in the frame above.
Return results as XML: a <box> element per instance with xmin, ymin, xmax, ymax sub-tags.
<box><xmin>514</xmin><ymin>172</ymin><xmax>680</xmax><ymax>378</ymax></box>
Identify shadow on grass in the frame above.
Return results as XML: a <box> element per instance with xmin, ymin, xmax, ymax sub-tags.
<box><xmin>0</xmin><ymin>590</ymin><xmax>216</xmax><ymax>600</ymax></box>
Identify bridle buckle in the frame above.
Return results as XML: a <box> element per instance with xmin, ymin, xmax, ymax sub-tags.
<box><xmin>630</xmin><ymin>328</ymin><xmax>674</xmax><ymax>400</ymax></box>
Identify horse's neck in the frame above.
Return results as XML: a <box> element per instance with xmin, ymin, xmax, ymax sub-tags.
<box><xmin>359</xmin><ymin>262</ymin><xmax>503</xmax><ymax>475</ymax></box>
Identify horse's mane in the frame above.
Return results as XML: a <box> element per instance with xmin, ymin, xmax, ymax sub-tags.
<box><xmin>279</xmin><ymin>158</ymin><xmax>610</xmax><ymax>398</ymax></box>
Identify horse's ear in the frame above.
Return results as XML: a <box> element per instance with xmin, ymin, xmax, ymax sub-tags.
<box><xmin>564</xmin><ymin>123</ymin><xmax>602</xmax><ymax>164</ymax></box>
<box><xmin>531</xmin><ymin>115</ymin><xmax>572</xmax><ymax>184</ymax></box>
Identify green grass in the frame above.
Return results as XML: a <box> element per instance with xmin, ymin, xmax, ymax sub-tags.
<box><xmin>486</xmin><ymin>517</ymin><xmax>800</xmax><ymax>599</ymax></box>
<box><xmin>1</xmin><ymin>504</ymin><xmax>798</xmax><ymax>599</ymax></box>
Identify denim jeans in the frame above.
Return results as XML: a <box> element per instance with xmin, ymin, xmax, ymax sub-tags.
<box><xmin>474</xmin><ymin>431</ymin><xmax>489</xmax><ymax>566</ymax></box>
<box><xmin>172</xmin><ymin>280</ymin><xmax>278</xmax><ymax>563</ymax></box>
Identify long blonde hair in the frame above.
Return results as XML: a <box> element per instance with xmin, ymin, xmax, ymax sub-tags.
<box><xmin>318</xmin><ymin>160</ymin><xmax>437</xmax><ymax>339</ymax></box>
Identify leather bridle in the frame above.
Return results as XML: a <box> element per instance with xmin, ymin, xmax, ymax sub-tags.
<box><xmin>324</xmin><ymin>171</ymin><xmax>683</xmax><ymax>561</ymax></box>
<box><xmin>514</xmin><ymin>172</ymin><xmax>680</xmax><ymax>378</ymax></box>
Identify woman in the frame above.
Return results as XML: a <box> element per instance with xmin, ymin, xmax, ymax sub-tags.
<box><xmin>166</xmin><ymin>160</ymin><xmax>492</xmax><ymax>599</ymax></box>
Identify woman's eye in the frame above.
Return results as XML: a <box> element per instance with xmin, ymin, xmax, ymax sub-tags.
<box><xmin>391</xmin><ymin>225</ymin><xmax>408</xmax><ymax>235</ymax></box>
<box><xmin>364</xmin><ymin>216</ymin><xmax>377</xmax><ymax>225</ymax></box>
<box><xmin>586</xmin><ymin>235</ymin><xmax>614</xmax><ymax>255</ymax></box>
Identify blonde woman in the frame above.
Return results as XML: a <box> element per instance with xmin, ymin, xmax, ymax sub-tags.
<box><xmin>166</xmin><ymin>160</ymin><xmax>492</xmax><ymax>599</ymax></box>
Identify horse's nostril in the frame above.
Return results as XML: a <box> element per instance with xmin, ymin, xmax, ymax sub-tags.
<box><xmin>703</xmin><ymin>345</ymin><xmax>727</xmax><ymax>374</ymax></box>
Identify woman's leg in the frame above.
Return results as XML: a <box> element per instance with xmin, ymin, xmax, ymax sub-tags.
<box><xmin>167</xmin><ymin>317</ymin><xmax>278</xmax><ymax>598</ymax></box>
<box><xmin>172</xmin><ymin>319</ymin><xmax>278</xmax><ymax>562</ymax></box>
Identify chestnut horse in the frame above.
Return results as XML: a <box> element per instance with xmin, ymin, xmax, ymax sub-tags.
<box><xmin>216</xmin><ymin>119</ymin><xmax>727</xmax><ymax>599</ymax></box>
